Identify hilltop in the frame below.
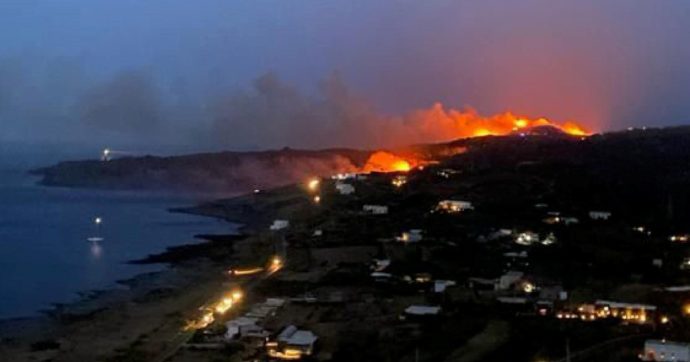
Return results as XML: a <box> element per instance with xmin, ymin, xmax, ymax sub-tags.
<box><xmin>31</xmin><ymin>126</ymin><xmax>690</xmax><ymax>198</ymax></box>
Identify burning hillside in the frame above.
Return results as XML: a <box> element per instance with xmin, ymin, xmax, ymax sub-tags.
<box><xmin>211</xmin><ymin>73</ymin><xmax>592</xmax><ymax>149</ymax></box>
<box><xmin>361</xmin><ymin>151</ymin><xmax>416</xmax><ymax>173</ymax></box>
<box><xmin>33</xmin><ymin>104</ymin><xmax>593</xmax><ymax>189</ymax></box>
<box><xmin>395</xmin><ymin>104</ymin><xmax>590</xmax><ymax>141</ymax></box>
<box><xmin>358</xmin><ymin>108</ymin><xmax>590</xmax><ymax>173</ymax></box>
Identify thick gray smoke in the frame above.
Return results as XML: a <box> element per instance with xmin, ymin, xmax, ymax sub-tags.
<box><xmin>77</xmin><ymin>70</ymin><xmax>161</xmax><ymax>134</ymax></box>
<box><xmin>211</xmin><ymin>72</ymin><xmax>383</xmax><ymax>149</ymax></box>
<box><xmin>0</xmin><ymin>64</ymin><xmax>590</xmax><ymax>152</ymax></box>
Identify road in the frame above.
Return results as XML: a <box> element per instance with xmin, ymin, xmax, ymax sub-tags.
<box><xmin>151</xmin><ymin>254</ymin><xmax>285</xmax><ymax>362</ymax></box>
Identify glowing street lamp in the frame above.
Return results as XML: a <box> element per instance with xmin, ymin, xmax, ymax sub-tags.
<box><xmin>307</xmin><ymin>178</ymin><xmax>320</xmax><ymax>192</ymax></box>
<box><xmin>231</xmin><ymin>290</ymin><xmax>243</xmax><ymax>301</ymax></box>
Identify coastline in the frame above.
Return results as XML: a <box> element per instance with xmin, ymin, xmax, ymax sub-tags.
<box><xmin>0</xmin><ymin>185</ymin><xmax>298</xmax><ymax>361</ymax></box>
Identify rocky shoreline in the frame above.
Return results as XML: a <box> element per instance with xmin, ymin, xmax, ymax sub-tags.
<box><xmin>0</xmin><ymin>191</ymin><xmax>265</xmax><ymax>360</ymax></box>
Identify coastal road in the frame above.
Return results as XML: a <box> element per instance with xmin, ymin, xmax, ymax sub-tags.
<box><xmin>150</xmin><ymin>259</ymin><xmax>284</xmax><ymax>362</ymax></box>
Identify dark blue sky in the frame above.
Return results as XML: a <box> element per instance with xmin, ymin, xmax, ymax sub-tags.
<box><xmin>1</xmin><ymin>1</ymin><xmax>690</xmax><ymax>151</ymax></box>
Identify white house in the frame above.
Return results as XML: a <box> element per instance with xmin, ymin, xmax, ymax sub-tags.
<box><xmin>363</xmin><ymin>205</ymin><xmax>388</xmax><ymax>215</ymax></box>
<box><xmin>331</xmin><ymin>173</ymin><xmax>356</xmax><ymax>180</ymax></box>
<box><xmin>515</xmin><ymin>232</ymin><xmax>539</xmax><ymax>245</ymax></box>
<box><xmin>497</xmin><ymin>271</ymin><xmax>524</xmax><ymax>290</ymax></box>
<box><xmin>267</xmin><ymin>325</ymin><xmax>318</xmax><ymax>360</ymax></box>
<box><xmin>371</xmin><ymin>258</ymin><xmax>391</xmax><ymax>271</ymax></box>
<box><xmin>371</xmin><ymin>271</ymin><xmax>393</xmax><ymax>281</ymax></box>
<box><xmin>335</xmin><ymin>182</ymin><xmax>355</xmax><ymax>195</ymax></box>
<box><xmin>589</xmin><ymin>211</ymin><xmax>612</xmax><ymax>220</ymax></box>
<box><xmin>541</xmin><ymin>232</ymin><xmax>557</xmax><ymax>246</ymax></box>
<box><xmin>225</xmin><ymin>316</ymin><xmax>262</xmax><ymax>340</ymax></box>
<box><xmin>437</xmin><ymin>200</ymin><xmax>474</xmax><ymax>213</ymax></box>
<box><xmin>640</xmin><ymin>339</ymin><xmax>690</xmax><ymax>361</ymax></box>
<box><xmin>270</xmin><ymin>219</ymin><xmax>289</xmax><ymax>231</ymax></box>
<box><xmin>434</xmin><ymin>280</ymin><xmax>457</xmax><ymax>293</ymax></box>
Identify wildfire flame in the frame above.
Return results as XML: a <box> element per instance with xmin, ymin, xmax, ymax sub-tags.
<box><xmin>362</xmin><ymin>151</ymin><xmax>417</xmax><ymax>173</ymax></box>
<box><xmin>400</xmin><ymin>104</ymin><xmax>590</xmax><ymax>140</ymax></box>
<box><xmin>360</xmin><ymin>109</ymin><xmax>590</xmax><ymax>173</ymax></box>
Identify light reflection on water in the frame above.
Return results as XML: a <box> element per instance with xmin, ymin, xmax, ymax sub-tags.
<box><xmin>89</xmin><ymin>240</ymin><xmax>103</xmax><ymax>259</ymax></box>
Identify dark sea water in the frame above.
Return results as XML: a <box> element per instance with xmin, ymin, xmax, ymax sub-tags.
<box><xmin>0</xmin><ymin>167</ymin><xmax>233</xmax><ymax>319</ymax></box>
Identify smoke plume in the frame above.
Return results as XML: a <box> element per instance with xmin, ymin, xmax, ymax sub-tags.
<box><xmin>76</xmin><ymin>70</ymin><xmax>161</xmax><ymax>135</ymax></box>
<box><xmin>210</xmin><ymin>72</ymin><xmax>588</xmax><ymax>149</ymax></box>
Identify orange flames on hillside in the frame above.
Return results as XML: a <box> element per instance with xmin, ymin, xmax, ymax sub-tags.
<box><xmin>361</xmin><ymin>109</ymin><xmax>591</xmax><ymax>173</ymax></box>
<box><xmin>361</xmin><ymin>151</ymin><xmax>416</xmax><ymax>173</ymax></box>
<box><xmin>402</xmin><ymin>105</ymin><xmax>590</xmax><ymax>139</ymax></box>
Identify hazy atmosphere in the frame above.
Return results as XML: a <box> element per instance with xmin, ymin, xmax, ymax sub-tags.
<box><xmin>2</xmin><ymin>0</ymin><xmax>690</xmax><ymax>151</ymax></box>
<box><xmin>6</xmin><ymin>2</ymin><xmax>690</xmax><ymax>361</ymax></box>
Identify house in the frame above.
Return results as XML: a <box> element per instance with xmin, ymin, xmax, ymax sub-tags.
<box><xmin>487</xmin><ymin>229</ymin><xmax>513</xmax><ymax>241</ymax></box>
<box><xmin>371</xmin><ymin>258</ymin><xmax>391</xmax><ymax>271</ymax></box>
<box><xmin>437</xmin><ymin>200</ymin><xmax>474</xmax><ymax>213</ymax></box>
<box><xmin>515</xmin><ymin>232</ymin><xmax>539</xmax><ymax>246</ymax></box>
<box><xmin>543</xmin><ymin>216</ymin><xmax>579</xmax><ymax>225</ymax></box>
<box><xmin>497</xmin><ymin>297</ymin><xmax>528</xmax><ymax>305</ymax></box>
<box><xmin>437</xmin><ymin>168</ymin><xmax>461</xmax><ymax>178</ymax></box>
<box><xmin>434</xmin><ymin>280</ymin><xmax>457</xmax><ymax>293</ymax></box>
<box><xmin>541</xmin><ymin>232</ymin><xmax>557</xmax><ymax>245</ymax></box>
<box><xmin>363</xmin><ymin>204</ymin><xmax>388</xmax><ymax>215</ymax></box>
<box><xmin>335</xmin><ymin>182</ymin><xmax>355</xmax><ymax>195</ymax></box>
<box><xmin>640</xmin><ymin>339</ymin><xmax>690</xmax><ymax>361</ymax></box>
<box><xmin>594</xmin><ymin>300</ymin><xmax>656</xmax><ymax>323</ymax></box>
<box><xmin>371</xmin><ymin>271</ymin><xmax>393</xmax><ymax>282</ymax></box>
<box><xmin>331</xmin><ymin>173</ymin><xmax>356</xmax><ymax>180</ymax></box>
<box><xmin>504</xmin><ymin>251</ymin><xmax>528</xmax><ymax>259</ymax></box>
<box><xmin>267</xmin><ymin>325</ymin><xmax>318</xmax><ymax>360</ymax></box>
<box><xmin>270</xmin><ymin>220</ymin><xmax>289</xmax><ymax>231</ymax></box>
<box><xmin>245</xmin><ymin>298</ymin><xmax>285</xmax><ymax>320</ymax></box>
<box><xmin>670</xmin><ymin>234</ymin><xmax>690</xmax><ymax>243</ymax></box>
<box><xmin>562</xmin><ymin>217</ymin><xmax>580</xmax><ymax>225</ymax></box>
<box><xmin>225</xmin><ymin>316</ymin><xmax>262</xmax><ymax>340</ymax></box>
<box><xmin>497</xmin><ymin>271</ymin><xmax>524</xmax><ymax>290</ymax></box>
<box><xmin>397</xmin><ymin>229</ymin><xmax>423</xmax><ymax>243</ymax></box>
<box><xmin>589</xmin><ymin>211</ymin><xmax>612</xmax><ymax>220</ymax></box>
<box><xmin>391</xmin><ymin>175</ymin><xmax>407</xmax><ymax>187</ymax></box>
<box><xmin>404</xmin><ymin>305</ymin><xmax>441</xmax><ymax>316</ymax></box>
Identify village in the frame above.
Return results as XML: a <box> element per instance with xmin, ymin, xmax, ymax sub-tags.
<box><xmin>159</xmin><ymin>132</ymin><xmax>690</xmax><ymax>362</ymax></box>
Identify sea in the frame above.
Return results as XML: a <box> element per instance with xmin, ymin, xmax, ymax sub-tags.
<box><xmin>0</xmin><ymin>144</ymin><xmax>234</xmax><ymax>319</ymax></box>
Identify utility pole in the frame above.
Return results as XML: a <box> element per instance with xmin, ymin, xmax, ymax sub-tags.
<box><xmin>566</xmin><ymin>338</ymin><xmax>571</xmax><ymax>362</ymax></box>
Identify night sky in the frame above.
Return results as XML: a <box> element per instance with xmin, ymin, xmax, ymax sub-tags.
<box><xmin>1</xmin><ymin>1</ymin><xmax>690</xmax><ymax>151</ymax></box>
